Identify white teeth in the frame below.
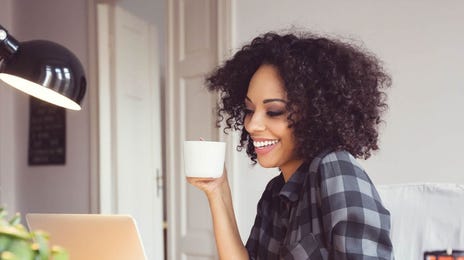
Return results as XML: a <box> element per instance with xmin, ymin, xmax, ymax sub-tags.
<box><xmin>253</xmin><ymin>140</ymin><xmax>279</xmax><ymax>148</ymax></box>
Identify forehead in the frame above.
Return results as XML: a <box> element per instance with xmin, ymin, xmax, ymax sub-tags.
<box><xmin>247</xmin><ymin>64</ymin><xmax>286</xmax><ymax>100</ymax></box>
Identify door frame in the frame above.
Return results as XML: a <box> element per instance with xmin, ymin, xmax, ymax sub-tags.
<box><xmin>165</xmin><ymin>0</ymin><xmax>232</xmax><ymax>259</ymax></box>
<box><xmin>87</xmin><ymin>0</ymin><xmax>100</xmax><ymax>214</ymax></box>
<box><xmin>93</xmin><ymin>3</ymin><xmax>165</xmax><ymax>259</ymax></box>
<box><xmin>93</xmin><ymin>1</ymin><xmax>114</xmax><ymax>214</ymax></box>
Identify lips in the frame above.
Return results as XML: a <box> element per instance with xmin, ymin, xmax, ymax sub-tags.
<box><xmin>252</xmin><ymin>138</ymin><xmax>280</xmax><ymax>155</ymax></box>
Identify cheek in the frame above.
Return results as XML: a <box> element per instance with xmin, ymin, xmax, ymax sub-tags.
<box><xmin>274</xmin><ymin>122</ymin><xmax>292</xmax><ymax>136</ymax></box>
<box><xmin>279</xmin><ymin>127</ymin><xmax>296</xmax><ymax>147</ymax></box>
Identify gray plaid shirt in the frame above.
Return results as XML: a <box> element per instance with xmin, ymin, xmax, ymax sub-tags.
<box><xmin>245</xmin><ymin>150</ymin><xmax>394</xmax><ymax>259</ymax></box>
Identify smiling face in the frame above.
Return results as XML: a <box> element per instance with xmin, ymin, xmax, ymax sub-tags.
<box><xmin>244</xmin><ymin>64</ymin><xmax>303</xmax><ymax>180</ymax></box>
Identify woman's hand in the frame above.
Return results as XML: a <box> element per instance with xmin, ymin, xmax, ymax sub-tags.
<box><xmin>187</xmin><ymin>166</ymin><xmax>249</xmax><ymax>259</ymax></box>
<box><xmin>186</xmin><ymin>167</ymin><xmax>228</xmax><ymax>197</ymax></box>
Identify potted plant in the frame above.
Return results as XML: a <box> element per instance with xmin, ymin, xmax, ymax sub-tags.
<box><xmin>0</xmin><ymin>208</ymin><xmax>68</xmax><ymax>260</ymax></box>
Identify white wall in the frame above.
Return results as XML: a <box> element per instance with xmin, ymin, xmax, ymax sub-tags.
<box><xmin>1</xmin><ymin>0</ymin><xmax>167</xmax><ymax>217</ymax></box>
<box><xmin>230</xmin><ymin>0</ymin><xmax>464</xmax><ymax>242</ymax></box>
<box><xmin>0</xmin><ymin>0</ymin><xmax>18</xmax><ymax>216</ymax></box>
<box><xmin>6</xmin><ymin>0</ymin><xmax>92</xmax><ymax>215</ymax></box>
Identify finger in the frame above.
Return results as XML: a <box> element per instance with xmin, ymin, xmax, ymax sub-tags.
<box><xmin>186</xmin><ymin>177</ymin><xmax>215</xmax><ymax>182</ymax></box>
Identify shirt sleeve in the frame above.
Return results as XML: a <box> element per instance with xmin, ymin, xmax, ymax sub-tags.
<box><xmin>246</xmin><ymin>176</ymin><xmax>276</xmax><ymax>260</ymax></box>
<box><xmin>318</xmin><ymin>152</ymin><xmax>394</xmax><ymax>260</ymax></box>
<box><xmin>245</xmin><ymin>175</ymin><xmax>282</xmax><ymax>260</ymax></box>
<box><xmin>245</xmin><ymin>198</ymin><xmax>262</xmax><ymax>260</ymax></box>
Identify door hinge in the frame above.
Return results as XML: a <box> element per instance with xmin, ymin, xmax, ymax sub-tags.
<box><xmin>156</xmin><ymin>168</ymin><xmax>163</xmax><ymax>197</ymax></box>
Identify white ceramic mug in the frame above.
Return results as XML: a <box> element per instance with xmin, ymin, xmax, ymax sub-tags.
<box><xmin>183</xmin><ymin>141</ymin><xmax>226</xmax><ymax>178</ymax></box>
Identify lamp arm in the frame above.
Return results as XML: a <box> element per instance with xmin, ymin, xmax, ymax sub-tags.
<box><xmin>0</xmin><ymin>24</ymin><xmax>20</xmax><ymax>59</ymax></box>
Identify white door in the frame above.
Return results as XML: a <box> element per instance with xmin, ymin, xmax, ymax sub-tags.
<box><xmin>97</xmin><ymin>5</ymin><xmax>164</xmax><ymax>260</ymax></box>
<box><xmin>166</xmin><ymin>0</ymin><xmax>220</xmax><ymax>259</ymax></box>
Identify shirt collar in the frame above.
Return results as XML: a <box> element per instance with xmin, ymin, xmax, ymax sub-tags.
<box><xmin>278</xmin><ymin>162</ymin><xmax>310</xmax><ymax>202</ymax></box>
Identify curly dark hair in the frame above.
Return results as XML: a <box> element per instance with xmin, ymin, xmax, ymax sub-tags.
<box><xmin>206</xmin><ymin>31</ymin><xmax>391</xmax><ymax>163</ymax></box>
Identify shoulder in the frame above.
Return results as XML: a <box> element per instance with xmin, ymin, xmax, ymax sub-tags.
<box><xmin>316</xmin><ymin>150</ymin><xmax>381</xmax><ymax>201</ymax></box>
<box><xmin>318</xmin><ymin>150</ymin><xmax>370</xmax><ymax>181</ymax></box>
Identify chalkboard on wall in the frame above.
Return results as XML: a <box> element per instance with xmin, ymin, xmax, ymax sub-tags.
<box><xmin>28</xmin><ymin>97</ymin><xmax>66</xmax><ymax>165</ymax></box>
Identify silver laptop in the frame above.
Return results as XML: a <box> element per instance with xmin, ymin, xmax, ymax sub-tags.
<box><xmin>26</xmin><ymin>214</ymin><xmax>147</xmax><ymax>260</ymax></box>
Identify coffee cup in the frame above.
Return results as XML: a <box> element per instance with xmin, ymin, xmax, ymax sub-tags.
<box><xmin>183</xmin><ymin>141</ymin><xmax>226</xmax><ymax>178</ymax></box>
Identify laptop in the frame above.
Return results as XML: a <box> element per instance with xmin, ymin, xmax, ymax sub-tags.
<box><xmin>26</xmin><ymin>214</ymin><xmax>147</xmax><ymax>260</ymax></box>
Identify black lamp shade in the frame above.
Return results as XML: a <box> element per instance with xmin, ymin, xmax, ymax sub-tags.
<box><xmin>0</xmin><ymin>40</ymin><xmax>86</xmax><ymax>110</ymax></box>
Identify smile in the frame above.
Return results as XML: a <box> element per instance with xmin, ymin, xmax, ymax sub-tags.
<box><xmin>253</xmin><ymin>139</ymin><xmax>280</xmax><ymax>149</ymax></box>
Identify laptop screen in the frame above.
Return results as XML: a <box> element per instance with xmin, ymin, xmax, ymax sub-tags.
<box><xmin>26</xmin><ymin>214</ymin><xmax>147</xmax><ymax>260</ymax></box>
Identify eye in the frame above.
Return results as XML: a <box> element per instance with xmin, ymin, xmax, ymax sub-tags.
<box><xmin>267</xmin><ymin>110</ymin><xmax>285</xmax><ymax>117</ymax></box>
<box><xmin>243</xmin><ymin>108</ymin><xmax>254</xmax><ymax>115</ymax></box>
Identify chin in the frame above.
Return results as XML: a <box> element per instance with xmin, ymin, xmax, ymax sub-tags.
<box><xmin>256</xmin><ymin>159</ymin><xmax>278</xmax><ymax>169</ymax></box>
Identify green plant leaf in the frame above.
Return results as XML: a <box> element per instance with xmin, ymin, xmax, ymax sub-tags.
<box><xmin>0</xmin><ymin>235</ymin><xmax>12</xmax><ymax>252</ymax></box>
<box><xmin>4</xmin><ymin>239</ymin><xmax>34</xmax><ymax>260</ymax></box>
<box><xmin>0</xmin><ymin>226</ymin><xmax>31</xmax><ymax>240</ymax></box>
<box><xmin>0</xmin><ymin>251</ymin><xmax>21</xmax><ymax>260</ymax></box>
<box><xmin>8</xmin><ymin>214</ymin><xmax>21</xmax><ymax>226</ymax></box>
<box><xmin>51</xmin><ymin>245</ymin><xmax>69</xmax><ymax>260</ymax></box>
<box><xmin>0</xmin><ymin>208</ymin><xmax>68</xmax><ymax>260</ymax></box>
<box><xmin>31</xmin><ymin>231</ymin><xmax>50</xmax><ymax>260</ymax></box>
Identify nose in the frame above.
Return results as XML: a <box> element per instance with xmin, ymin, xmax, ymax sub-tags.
<box><xmin>245</xmin><ymin>112</ymin><xmax>266</xmax><ymax>133</ymax></box>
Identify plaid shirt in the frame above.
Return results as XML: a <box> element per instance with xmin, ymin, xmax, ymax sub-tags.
<box><xmin>245</xmin><ymin>150</ymin><xmax>394</xmax><ymax>260</ymax></box>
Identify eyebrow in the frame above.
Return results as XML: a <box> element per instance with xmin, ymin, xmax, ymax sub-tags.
<box><xmin>245</xmin><ymin>96</ymin><xmax>287</xmax><ymax>104</ymax></box>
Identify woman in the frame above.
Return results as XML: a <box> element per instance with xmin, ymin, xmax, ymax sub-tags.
<box><xmin>187</xmin><ymin>32</ymin><xmax>394</xmax><ymax>260</ymax></box>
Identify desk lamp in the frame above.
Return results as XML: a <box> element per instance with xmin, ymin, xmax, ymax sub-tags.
<box><xmin>0</xmin><ymin>24</ymin><xmax>86</xmax><ymax>110</ymax></box>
